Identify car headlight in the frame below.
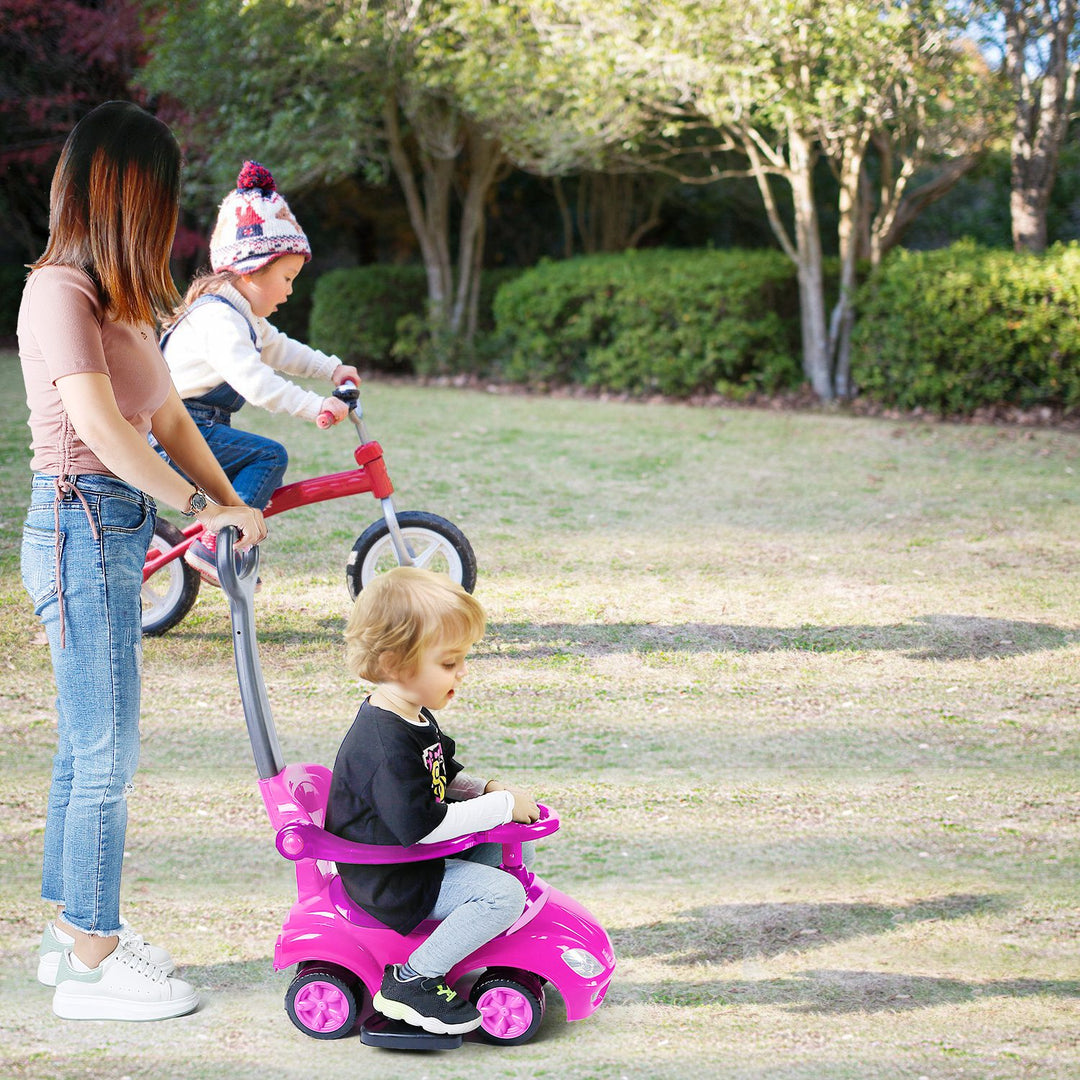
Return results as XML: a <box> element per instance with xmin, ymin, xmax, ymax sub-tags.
<box><xmin>561</xmin><ymin>948</ymin><xmax>605</xmax><ymax>979</ymax></box>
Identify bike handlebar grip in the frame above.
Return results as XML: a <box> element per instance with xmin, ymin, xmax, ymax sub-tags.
<box><xmin>316</xmin><ymin>410</ymin><xmax>334</xmax><ymax>429</ymax></box>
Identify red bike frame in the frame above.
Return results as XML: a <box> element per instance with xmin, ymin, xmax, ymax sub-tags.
<box><xmin>143</xmin><ymin>423</ymin><xmax>394</xmax><ymax>583</ymax></box>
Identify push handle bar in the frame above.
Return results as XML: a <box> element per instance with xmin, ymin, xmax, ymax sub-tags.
<box><xmin>216</xmin><ymin>524</ymin><xmax>259</xmax><ymax>600</ymax></box>
<box><xmin>216</xmin><ymin>527</ymin><xmax>285</xmax><ymax>779</ymax></box>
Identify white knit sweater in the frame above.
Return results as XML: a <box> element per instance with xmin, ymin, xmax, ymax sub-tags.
<box><xmin>162</xmin><ymin>282</ymin><xmax>340</xmax><ymax>422</ymax></box>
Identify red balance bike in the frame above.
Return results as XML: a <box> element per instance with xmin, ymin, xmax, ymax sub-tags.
<box><xmin>141</xmin><ymin>382</ymin><xmax>476</xmax><ymax>635</ymax></box>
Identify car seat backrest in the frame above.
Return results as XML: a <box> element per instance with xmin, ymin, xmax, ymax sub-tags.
<box><xmin>285</xmin><ymin>763</ymin><xmax>332</xmax><ymax>827</ymax></box>
<box><xmin>265</xmin><ymin>762</ymin><xmax>336</xmax><ymax>898</ymax></box>
<box><xmin>260</xmin><ymin>762</ymin><xmax>333</xmax><ymax>832</ymax></box>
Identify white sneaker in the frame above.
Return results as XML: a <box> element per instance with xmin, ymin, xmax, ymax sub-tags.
<box><xmin>38</xmin><ymin>922</ymin><xmax>175</xmax><ymax>986</ymax></box>
<box><xmin>52</xmin><ymin>944</ymin><xmax>199</xmax><ymax>1021</ymax></box>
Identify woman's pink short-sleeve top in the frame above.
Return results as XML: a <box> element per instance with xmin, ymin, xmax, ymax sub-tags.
<box><xmin>18</xmin><ymin>265</ymin><xmax>173</xmax><ymax>476</ymax></box>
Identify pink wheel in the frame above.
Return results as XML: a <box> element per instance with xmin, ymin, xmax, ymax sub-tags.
<box><xmin>285</xmin><ymin>965</ymin><xmax>359</xmax><ymax>1039</ymax></box>
<box><xmin>471</xmin><ymin>972</ymin><xmax>545</xmax><ymax>1045</ymax></box>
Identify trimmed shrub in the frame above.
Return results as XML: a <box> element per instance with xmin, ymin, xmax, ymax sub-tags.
<box><xmin>309</xmin><ymin>266</ymin><xmax>427</xmax><ymax>369</ymax></box>
<box><xmin>477</xmin><ymin>267</ymin><xmax>523</xmax><ymax>333</ymax></box>
<box><xmin>492</xmin><ymin>248</ymin><xmax>801</xmax><ymax>397</ymax></box>
<box><xmin>310</xmin><ymin>265</ymin><xmax>523</xmax><ymax>373</ymax></box>
<box><xmin>269</xmin><ymin>268</ymin><xmax>317</xmax><ymax>342</ymax></box>
<box><xmin>393</xmin><ymin>267</ymin><xmax>526</xmax><ymax>377</ymax></box>
<box><xmin>852</xmin><ymin>241</ymin><xmax>1080</xmax><ymax>415</ymax></box>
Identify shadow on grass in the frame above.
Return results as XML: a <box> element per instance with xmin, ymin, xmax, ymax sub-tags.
<box><xmin>608</xmin><ymin>884</ymin><xmax>1080</xmax><ymax>1016</ymax></box>
<box><xmin>613</xmin><ymin>970</ymin><xmax>1080</xmax><ymax>1013</ymax></box>
<box><xmin>485</xmin><ymin>615</ymin><xmax>1078</xmax><ymax>661</ymax></box>
<box><xmin>164</xmin><ymin>614</ymin><xmax>1076</xmax><ymax>663</ymax></box>
<box><xmin>611</xmin><ymin>894</ymin><xmax>1004</xmax><ymax>966</ymax></box>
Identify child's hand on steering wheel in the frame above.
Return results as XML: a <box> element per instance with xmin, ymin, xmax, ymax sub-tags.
<box><xmin>510</xmin><ymin>790</ymin><xmax>541</xmax><ymax>824</ymax></box>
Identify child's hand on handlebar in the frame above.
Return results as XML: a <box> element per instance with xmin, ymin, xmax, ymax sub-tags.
<box><xmin>316</xmin><ymin>396</ymin><xmax>350</xmax><ymax>427</ymax></box>
<box><xmin>331</xmin><ymin>364</ymin><xmax>361</xmax><ymax>387</ymax></box>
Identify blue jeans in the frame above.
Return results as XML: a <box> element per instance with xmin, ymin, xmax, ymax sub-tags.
<box><xmin>21</xmin><ymin>474</ymin><xmax>156</xmax><ymax>937</ymax></box>
<box><xmin>407</xmin><ymin>843</ymin><xmax>530</xmax><ymax>978</ymax></box>
<box><xmin>184</xmin><ymin>402</ymin><xmax>287</xmax><ymax>512</ymax></box>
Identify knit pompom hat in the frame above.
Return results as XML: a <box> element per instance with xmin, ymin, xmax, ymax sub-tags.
<box><xmin>209</xmin><ymin>161</ymin><xmax>311</xmax><ymax>274</ymax></box>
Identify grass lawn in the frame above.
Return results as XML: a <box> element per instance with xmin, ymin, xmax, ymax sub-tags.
<box><xmin>0</xmin><ymin>349</ymin><xmax>1077</xmax><ymax>1079</ymax></box>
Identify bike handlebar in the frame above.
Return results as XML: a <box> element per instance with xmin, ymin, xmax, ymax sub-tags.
<box><xmin>317</xmin><ymin>379</ymin><xmax>361</xmax><ymax>428</ymax></box>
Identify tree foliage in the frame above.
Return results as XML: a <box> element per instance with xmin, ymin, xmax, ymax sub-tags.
<box><xmin>139</xmin><ymin>0</ymin><xmax>654</xmax><ymax>349</ymax></box>
<box><xmin>0</xmin><ymin>0</ymin><xmax>146</xmax><ymax>258</ymax></box>
<box><xmin>567</xmin><ymin>0</ymin><xmax>1003</xmax><ymax>399</ymax></box>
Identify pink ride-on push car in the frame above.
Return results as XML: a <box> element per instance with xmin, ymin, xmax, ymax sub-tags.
<box><xmin>216</xmin><ymin>528</ymin><xmax>616</xmax><ymax>1049</ymax></box>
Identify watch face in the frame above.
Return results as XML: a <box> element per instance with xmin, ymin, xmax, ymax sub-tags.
<box><xmin>190</xmin><ymin>491</ymin><xmax>207</xmax><ymax>513</ymax></box>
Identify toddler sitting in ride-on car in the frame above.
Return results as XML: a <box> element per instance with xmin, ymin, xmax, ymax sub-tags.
<box><xmin>325</xmin><ymin>568</ymin><xmax>539</xmax><ymax>1035</ymax></box>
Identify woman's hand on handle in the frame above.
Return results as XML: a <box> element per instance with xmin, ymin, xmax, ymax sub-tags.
<box><xmin>197</xmin><ymin>504</ymin><xmax>267</xmax><ymax>552</ymax></box>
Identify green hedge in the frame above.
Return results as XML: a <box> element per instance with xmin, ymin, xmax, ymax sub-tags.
<box><xmin>309</xmin><ymin>266</ymin><xmax>428</xmax><ymax>369</ymax></box>
<box><xmin>852</xmin><ymin>241</ymin><xmax>1080</xmax><ymax>414</ymax></box>
<box><xmin>269</xmin><ymin>268</ymin><xmax>317</xmax><ymax>342</ymax></box>
<box><xmin>491</xmin><ymin>248</ymin><xmax>801</xmax><ymax>397</ymax></box>
<box><xmin>309</xmin><ymin>265</ymin><xmax>522</xmax><ymax>372</ymax></box>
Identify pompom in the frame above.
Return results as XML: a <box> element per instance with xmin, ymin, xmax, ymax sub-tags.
<box><xmin>236</xmin><ymin>160</ymin><xmax>276</xmax><ymax>194</ymax></box>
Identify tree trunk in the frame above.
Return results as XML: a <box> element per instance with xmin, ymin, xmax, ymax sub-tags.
<box><xmin>789</xmin><ymin>129</ymin><xmax>832</xmax><ymax>400</ymax></box>
<box><xmin>384</xmin><ymin>99</ymin><xmax>507</xmax><ymax>348</ymax></box>
<box><xmin>465</xmin><ymin>208</ymin><xmax>485</xmax><ymax>344</ymax></box>
<box><xmin>573</xmin><ymin>172</ymin><xmax>667</xmax><ymax>253</ymax></box>
<box><xmin>870</xmin><ymin>149</ymin><xmax>984</xmax><ymax>264</ymax></box>
<box><xmin>383</xmin><ymin>99</ymin><xmax>453</xmax><ymax>325</ymax></box>
<box><xmin>1003</xmin><ymin>0</ymin><xmax>1078</xmax><ymax>253</ymax></box>
<box><xmin>552</xmin><ymin>177</ymin><xmax>574</xmax><ymax>258</ymax></box>
<box><xmin>1010</xmin><ymin>182</ymin><xmax>1051</xmax><ymax>252</ymax></box>
<box><xmin>738</xmin><ymin>124</ymin><xmax>831</xmax><ymax>398</ymax></box>
<box><xmin>452</xmin><ymin>125</ymin><xmax>503</xmax><ymax>340</ymax></box>
<box><xmin>829</xmin><ymin>137</ymin><xmax>869</xmax><ymax>399</ymax></box>
<box><xmin>419</xmin><ymin>147</ymin><xmax>454</xmax><ymax>322</ymax></box>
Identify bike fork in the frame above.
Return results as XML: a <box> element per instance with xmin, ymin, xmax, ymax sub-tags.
<box><xmin>380</xmin><ymin>498</ymin><xmax>415</xmax><ymax>567</ymax></box>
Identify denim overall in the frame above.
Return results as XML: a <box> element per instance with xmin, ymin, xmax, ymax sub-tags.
<box><xmin>161</xmin><ymin>294</ymin><xmax>287</xmax><ymax>510</ymax></box>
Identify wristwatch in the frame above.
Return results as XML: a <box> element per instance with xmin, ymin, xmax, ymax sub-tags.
<box><xmin>181</xmin><ymin>486</ymin><xmax>208</xmax><ymax>517</ymax></box>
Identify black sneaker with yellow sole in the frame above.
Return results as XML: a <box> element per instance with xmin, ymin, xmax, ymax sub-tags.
<box><xmin>372</xmin><ymin>964</ymin><xmax>482</xmax><ymax>1035</ymax></box>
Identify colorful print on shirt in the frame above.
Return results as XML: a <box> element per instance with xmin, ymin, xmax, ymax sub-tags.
<box><xmin>423</xmin><ymin>740</ymin><xmax>448</xmax><ymax>802</ymax></box>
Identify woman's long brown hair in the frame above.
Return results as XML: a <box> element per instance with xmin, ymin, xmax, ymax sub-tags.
<box><xmin>33</xmin><ymin>101</ymin><xmax>182</xmax><ymax>326</ymax></box>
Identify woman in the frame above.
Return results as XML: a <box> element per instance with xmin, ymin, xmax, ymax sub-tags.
<box><xmin>19</xmin><ymin>101</ymin><xmax>266</xmax><ymax>1021</ymax></box>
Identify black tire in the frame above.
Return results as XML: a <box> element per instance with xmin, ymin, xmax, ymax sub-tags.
<box><xmin>284</xmin><ymin>963</ymin><xmax>361</xmax><ymax>1040</ymax></box>
<box><xmin>470</xmin><ymin>969</ymin><xmax>546</xmax><ymax>1046</ymax></box>
<box><xmin>142</xmin><ymin>520</ymin><xmax>200</xmax><ymax>636</ymax></box>
<box><xmin>346</xmin><ymin>511</ymin><xmax>477</xmax><ymax>599</ymax></box>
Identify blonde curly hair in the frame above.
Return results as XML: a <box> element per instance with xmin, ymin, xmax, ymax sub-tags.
<box><xmin>344</xmin><ymin>567</ymin><xmax>485</xmax><ymax>684</ymax></box>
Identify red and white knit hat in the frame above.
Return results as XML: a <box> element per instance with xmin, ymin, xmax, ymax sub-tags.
<box><xmin>209</xmin><ymin>161</ymin><xmax>311</xmax><ymax>274</ymax></box>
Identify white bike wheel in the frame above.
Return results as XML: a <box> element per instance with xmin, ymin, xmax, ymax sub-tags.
<box><xmin>142</xmin><ymin>520</ymin><xmax>201</xmax><ymax>636</ymax></box>
<box><xmin>346</xmin><ymin>511</ymin><xmax>477</xmax><ymax>598</ymax></box>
